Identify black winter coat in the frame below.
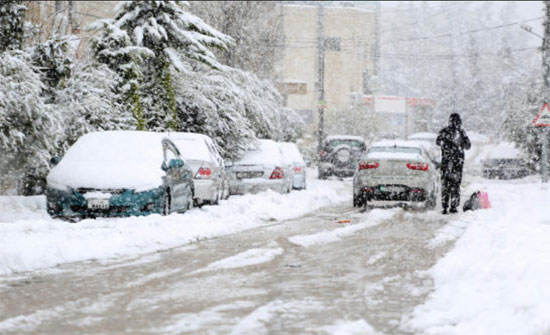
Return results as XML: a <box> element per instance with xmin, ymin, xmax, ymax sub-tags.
<box><xmin>436</xmin><ymin>125</ymin><xmax>471</xmax><ymax>179</ymax></box>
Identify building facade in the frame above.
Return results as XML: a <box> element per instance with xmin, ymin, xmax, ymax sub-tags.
<box><xmin>275</xmin><ymin>4</ymin><xmax>377</xmax><ymax>133</ymax></box>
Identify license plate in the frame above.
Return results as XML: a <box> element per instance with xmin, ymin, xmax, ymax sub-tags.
<box><xmin>379</xmin><ymin>185</ymin><xmax>405</xmax><ymax>193</ymax></box>
<box><xmin>87</xmin><ymin>199</ymin><xmax>109</xmax><ymax>210</ymax></box>
<box><xmin>236</xmin><ymin>171</ymin><xmax>263</xmax><ymax>179</ymax></box>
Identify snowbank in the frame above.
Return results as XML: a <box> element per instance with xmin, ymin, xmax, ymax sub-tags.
<box><xmin>0</xmin><ymin>170</ymin><xmax>349</xmax><ymax>276</ymax></box>
<box><xmin>406</xmin><ymin>176</ymin><xmax>550</xmax><ymax>335</ymax></box>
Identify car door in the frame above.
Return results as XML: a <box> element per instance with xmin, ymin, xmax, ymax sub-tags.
<box><xmin>162</xmin><ymin>139</ymin><xmax>192</xmax><ymax>211</ymax></box>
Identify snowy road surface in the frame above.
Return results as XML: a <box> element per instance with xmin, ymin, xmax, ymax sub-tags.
<box><xmin>0</xmin><ymin>201</ymin><xmax>451</xmax><ymax>334</ymax></box>
<box><xmin>2</xmin><ymin>171</ymin><xmax>550</xmax><ymax>334</ymax></box>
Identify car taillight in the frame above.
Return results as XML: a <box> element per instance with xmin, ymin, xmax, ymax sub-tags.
<box><xmin>358</xmin><ymin>161</ymin><xmax>379</xmax><ymax>170</ymax></box>
<box><xmin>293</xmin><ymin>167</ymin><xmax>302</xmax><ymax>173</ymax></box>
<box><xmin>406</xmin><ymin>162</ymin><xmax>429</xmax><ymax>171</ymax></box>
<box><xmin>270</xmin><ymin>167</ymin><xmax>284</xmax><ymax>179</ymax></box>
<box><xmin>195</xmin><ymin>167</ymin><xmax>212</xmax><ymax>179</ymax></box>
<box><xmin>320</xmin><ymin>151</ymin><xmax>327</xmax><ymax>157</ymax></box>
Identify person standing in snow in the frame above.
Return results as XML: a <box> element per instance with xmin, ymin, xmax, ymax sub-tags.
<box><xmin>436</xmin><ymin>113</ymin><xmax>471</xmax><ymax>214</ymax></box>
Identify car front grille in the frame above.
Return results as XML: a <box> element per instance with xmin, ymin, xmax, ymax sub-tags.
<box><xmin>70</xmin><ymin>205</ymin><xmax>130</xmax><ymax>214</ymax></box>
<box><xmin>76</xmin><ymin>188</ymin><xmax>127</xmax><ymax>195</ymax></box>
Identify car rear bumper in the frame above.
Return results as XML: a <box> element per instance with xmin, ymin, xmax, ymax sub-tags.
<box><xmin>193</xmin><ymin>179</ymin><xmax>219</xmax><ymax>203</ymax></box>
<box><xmin>356</xmin><ymin>185</ymin><xmax>430</xmax><ymax>208</ymax></box>
<box><xmin>229</xmin><ymin>179</ymin><xmax>287</xmax><ymax>195</ymax></box>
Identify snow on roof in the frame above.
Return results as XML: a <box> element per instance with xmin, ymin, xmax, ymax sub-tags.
<box><xmin>234</xmin><ymin>139</ymin><xmax>284</xmax><ymax>166</ymax></box>
<box><xmin>487</xmin><ymin>142</ymin><xmax>523</xmax><ymax>159</ymax></box>
<box><xmin>326</xmin><ymin>135</ymin><xmax>365</xmax><ymax>142</ymax></box>
<box><xmin>47</xmin><ymin>131</ymin><xmax>170</xmax><ymax>191</ymax></box>
<box><xmin>279</xmin><ymin>142</ymin><xmax>306</xmax><ymax>165</ymax></box>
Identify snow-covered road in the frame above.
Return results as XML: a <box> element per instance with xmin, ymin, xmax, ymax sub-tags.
<box><xmin>1</xmin><ymin>172</ymin><xmax>550</xmax><ymax>334</ymax></box>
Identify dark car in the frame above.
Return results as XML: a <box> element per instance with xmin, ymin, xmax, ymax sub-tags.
<box><xmin>482</xmin><ymin>158</ymin><xmax>529</xmax><ymax>179</ymax></box>
<box><xmin>46</xmin><ymin>131</ymin><xmax>194</xmax><ymax>219</ymax></box>
<box><xmin>481</xmin><ymin>142</ymin><xmax>530</xmax><ymax>179</ymax></box>
<box><xmin>318</xmin><ymin>135</ymin><xmax>366</xmax><ymax>179</ymax></box>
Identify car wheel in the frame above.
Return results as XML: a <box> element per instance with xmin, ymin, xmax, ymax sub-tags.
<box><xmin>353</xmin><ymin>193</ymin><xmax>364</xmax><ymax>207</ymax></box>
<box><xmin>188</xmin><ymin>188</ymin><xmax>194</xmax><ymax>210</ymax></box>
<box><xmin>319</xmin><ymin>171</ymin><xmax>327</xmax><ymax>180</ymax></box>
<box><xmin>163</xmin><ymin>191</ymin><xmax>171</xmax><ymax>215</ymax></box>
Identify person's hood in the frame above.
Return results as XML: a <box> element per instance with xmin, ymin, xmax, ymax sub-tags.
<box><xmin>449</xmin><ymin>113</ymin><xmax>462</xmax><ymax>128</ymax></box>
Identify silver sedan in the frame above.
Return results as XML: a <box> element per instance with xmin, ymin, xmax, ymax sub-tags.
<box><xmin>353</xmin><ymin>140</ymin><xmax>440</xmax><ymax>210</ymax></box>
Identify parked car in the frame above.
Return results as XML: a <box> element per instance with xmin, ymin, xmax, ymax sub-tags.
<box><xmin>353</xmin><ymin>140</ymin><xmax>439</xmax><ymax>209</ymax></box>
<box><xmin>319</xmin><ymin>135</ymin><xmax>366</xmax><ymax>179</ymax></box>
<box><xmin>482</xmin><ymin>142</ymin><xmax>530</xmax><ymax>179</ymax></box>
<box><xmin>279</xmin><ymin>142</ymin><xmax>307</xmax><ymax>190</ymax></box>
<box><xmin>46</xmin><ymin>131</ymin><xmax>194</xmax><ymax>219</ymax></box>
<box><xmin>226</xmin><ymin>139</ymin><xmax>292</xmax><ymax>195</ymax></box>
<box><xmin>168</xmin><ymin>132</ymin><xmax>229</xmax><ymax>206</ymax></box>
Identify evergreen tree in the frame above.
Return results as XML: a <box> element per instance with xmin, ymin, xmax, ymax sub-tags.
<box><xmin>0</xmin><ymin>0</ymin><xmax>26</xmax><ymax>53</ymax></box>
<box><xmin>31</xmin><ymin>36</ymin><xmax>72</xmax><ymax>102</ymax></box>
<box><xmin>0</xmin><ymin>52</ymin><xmax>62</xmax><ymax>194</ymax></box>
<box><xmin>110</xmin><ymin>0</ymin><xmax>232</xmax><ymax>131</ymax></box>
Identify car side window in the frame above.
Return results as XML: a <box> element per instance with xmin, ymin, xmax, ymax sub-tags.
<box><xmin>163</xmin><ymin>140</ymin><xmax>180</xmax><ymax>163</ymax></box>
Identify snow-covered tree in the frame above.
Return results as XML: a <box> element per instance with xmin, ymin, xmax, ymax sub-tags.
<box><xmin>0</xmin><ymin>51</ymin><xmax>62</xmax><ymax>194</ymax></box>
<box><xmin>89</xmin><ymin>20</ymin><xmax>153</xmax><ymax>130</ymax></box>
<box><xmin>109</xmin><ymin>0</ymin><xmax>232</xmax><ymax>131</ymax></box>
<box><xmin>0</xmin><ymin>0</ymin><xmax>26</xmax><ymax>53</ymax></box>
<box><xmin>55</xmin><ymin>63</ymin><xmax>136</xmax><ymax>148</ymax></box>
<box><xmin>31</xmin><ymin>36</ymin><xmax>72</xmax><ymax>101</ymax></box>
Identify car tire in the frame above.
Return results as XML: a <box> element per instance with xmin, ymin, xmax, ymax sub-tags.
<box><xmin>163</xmin><ymin>191</ymin><xmax>171</xmax><ymax>215</ymax></box>
<box><xmin>319</xmin><ymin>171</ymin><xmax>327</xmax><ymax>180</ymax></box>
<box><xmin>353</xmin><ymin>193</ymin><xmax>364</xmax><ymax>207</ymax></box>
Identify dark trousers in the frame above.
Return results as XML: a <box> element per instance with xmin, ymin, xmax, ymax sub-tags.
<box><xmin>442</xmin><ymin>177</ymin><xmax>461</xmax><ymax>210</ymax></box>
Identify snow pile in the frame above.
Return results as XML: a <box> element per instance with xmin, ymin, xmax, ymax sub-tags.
<box><xmin>0</xmin><ymin>172</ymin><xmax>349</xmax><ymax>276</ymax></box>
<box><xmin>406</xmin><ymin>176</ymin><xmax>550</xmax><ymax>335</ymax></box>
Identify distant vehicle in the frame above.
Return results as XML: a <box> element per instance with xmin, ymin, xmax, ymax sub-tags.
<box><xmin>482</xmin><ymin>142</ymin><xmax>529</xmax><ymax>179</ymax></box>
<box><xmin>226</xmin><ymin>139</ymin><xmax>292</xmax><ymax>195</ymax></box>
<box><xmin>46</xmin><ymin>131</ymin><xmax>194</xmax><ymax>219</ymax></box>
<box><xmin>353</xmin><ymin>140</ymin><xmax>439</xmax><ymax>209</ymax></box>
<box><xmin>319</xmin><ymin>135</ymin><xmax>366</xmax><ymax>179</ymax></box>
<box><xmin>279</xmin><ymin>142</ymin><xmax>307</xmax><ymax>190</ymax></box>
<box><xmin>168</xmin><ymin>132</ymin><xmax>229</xmax><ymax>206</ymax></box>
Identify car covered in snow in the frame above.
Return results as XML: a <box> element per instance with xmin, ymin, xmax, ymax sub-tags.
<box><xmin>168</xmin><ymin>132</ymin><xmax>229</xmax><ymax>206</ymax></box>
<box><xmin>482</xmin><ymin>142</ymin><xmax>530</xmax><ymax>179</ymax></box>
<box><xmin>278</xmin><ymin>142</ymin><xmax>307</xmax><ymax>190</ymax></box>
<box><xmin>319</xmin><ymin>135</ymin><xmax>366</xmax><ymax>179</ymax></box>
<box><xmin>353</xmin><ymin>140</ymin><xmax>439</xmax><ymax>209</ymax></box>
<box><xmin>226</xmin><ymin>139</ymin><xmax>292</xmax><ymax>195</ymax></box>
<box><xmin>46</xmin><ymin>131</ymin><xmax>194</xmax><ymax>219</ymax></box>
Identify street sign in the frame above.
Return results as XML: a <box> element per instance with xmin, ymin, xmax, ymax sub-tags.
<box><xmin>533</xmin><ymin>103</ymin><xmax>550</xmax><ymax>126</ymax></box>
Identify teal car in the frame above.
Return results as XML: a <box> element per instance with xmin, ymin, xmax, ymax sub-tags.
<box><xmin>46</xmin><ymin>131</ymin><xmax>194</xmax><ymax>219</ymax></box>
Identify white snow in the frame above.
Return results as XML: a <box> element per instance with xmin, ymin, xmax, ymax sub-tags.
<box><xmin>316</xmin><ymin>319</ymin><xmax>382</xmax><ymax>335</ymax></box>
<box><xmin>288</xmin><ymin>209</ymin><xmax>398</xmax><ymax>247</ymax></box>
<box><xmin>46</xmin><ymin>131</ymin><xmax>171</xmax><ymax>192</ymax></box>
<box><xmin>0</xmin><ymin>170</ymin><xmax>349</xmax><ymax>276</ymax></box>
<box><xmin>406</xmin><ymin>176</ymin><xmax>550</xmax><ymax>335</ymax></box>
<box><xmin>233</xmin><ymin>139</ymin><xmax>284</xmax><ymax>166</ymax></box>
<box><xmin>278</xmin><ymin>142</ymin><xmax>306</xmax><ymax>166</ymax></box>
<box><xmin>202</xmin><ymin>246</ymin><xmax>284</xmax><ymax>271</ymax></box>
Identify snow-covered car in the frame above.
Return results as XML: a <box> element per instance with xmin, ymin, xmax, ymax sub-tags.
<box><xmin>482</xmin><ymin>142</ymin><xmax>529</xmax><ymax>179</ymax></box>
<box><xmin>353</xmin><ymin>140</ymin><xmax>439</xmax><ymax>209</ymax></box>
<box><xmin>226</xmin><ymin>139</ymin><xmax>292</xmax><ymax>195</ymax></box>
<box><xmin>168</xmin><ymin>132</ymin><xmax>229</xmax><ymax>206</ymax></box>
<box><xmin>46</xmin><ymin>131</ymin><xmax>194</xmax><ymax>219</ymax></box>
<box><xmin>279</xmin><ymin>142</ymin><xmax>307</xmax><ymax>190</ymax></box>
<box><xmin>319</xmin><ymin>135</ymin><xmax>366</xmax><ymax>179</ymax></box>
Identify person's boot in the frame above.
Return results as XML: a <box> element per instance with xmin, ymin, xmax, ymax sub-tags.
<box><xmin>449</xmin><ymin>207</ymin><xmax>458</xmax><ymax>213</ymax></box>
<box><xmin>442</xmin><ymin>208</ymin><xmax>448</xmax><ymax>215</ymax></box>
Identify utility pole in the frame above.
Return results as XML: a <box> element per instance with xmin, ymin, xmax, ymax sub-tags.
<box><xmin>542</xmin><ymin>0</ymin><xmax>550</xmax><ymax>183</ymax></box>
<box><xmin>374</xmin><ymin>1</ymin><xmax>381</xmax><ymax>77</ymax></box>
<box><xmin>317</xmin><ymin>3</ymin><xmax>325</xmax><ymax>157</ymax></box>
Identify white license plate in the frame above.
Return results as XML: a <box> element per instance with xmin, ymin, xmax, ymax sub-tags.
<box><xmin>380</xmin><ymin>185</ymin><xmax>405</xmax><ymax>193</ymax></box>
<box><xmin>88</xmin><ymin>199</ymin><xmax>109</xmax><ymax>210</ymax></box>
<box><xmin>236</xmin><ymin>171</ymin><xmax>263</xmax><ymax>179</ymax></box>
